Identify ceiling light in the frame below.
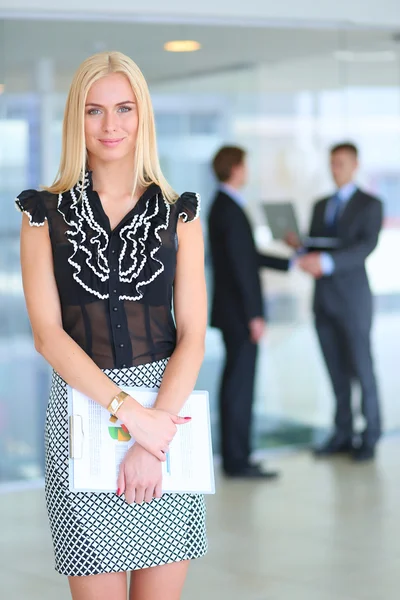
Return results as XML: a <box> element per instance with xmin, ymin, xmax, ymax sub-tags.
<box><xmin>334</xmin><ymin>50</ymin><xmax>397</xmax><ymax>62</ymax></box>
<box><xmin>164</xmin><ymin>40</ymin><xmax>201</xmax><ymax>53</ymax></box>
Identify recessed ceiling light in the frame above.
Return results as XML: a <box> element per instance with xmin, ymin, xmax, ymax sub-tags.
<box><xmin>334</xmin><ymin>50</ymin><xmax>397</xmax><ymax>62</ymax></box>
<box><xmin>164</xmin><ymin>40</ymin><xmax>201</xmax><ymax>53</ymax></box>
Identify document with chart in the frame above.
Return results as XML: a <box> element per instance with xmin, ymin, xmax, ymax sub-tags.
<box><xmin>68</xmin><ymin>387</ymin><xmax>215</xmax><ymax>495</ymax></box>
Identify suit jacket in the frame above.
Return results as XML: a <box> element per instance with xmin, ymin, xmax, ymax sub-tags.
<box><xmin>208</xmin><ymin>190</ymin><xmax>289</xmax><ymax>332</ymax></box>
<box><xmin>309</xmin><ymin>188</ymin><xmax>383</xmax><ymax>319</ymax></box>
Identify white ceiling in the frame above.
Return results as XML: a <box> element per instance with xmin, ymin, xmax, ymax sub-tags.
<box><xmin>2</xmin><ymin>20</ymin><xmax>400</xmax><ymax>92</ymax></box>
<box><xmin>2</xmin><ymin>0</ymin><xmax>400</xmax><ymax>28</ymax></box>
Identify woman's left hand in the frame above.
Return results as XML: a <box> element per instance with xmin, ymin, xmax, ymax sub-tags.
<box><xmin>117</xmin><ymin>443</ymin><xmax>163</xmax><ymax>504</ymax></box>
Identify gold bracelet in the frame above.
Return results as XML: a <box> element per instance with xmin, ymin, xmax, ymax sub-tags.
<box><xmin>107</xmin><ymin>390</ymin><xmax>129</xmax><ymax>423</ymax></box>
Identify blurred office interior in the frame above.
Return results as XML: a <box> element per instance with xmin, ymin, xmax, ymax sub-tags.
<box><xmin>0</xmin><ymin>15</ymin><xmax>400</xmax><ymax>485</ymax></box>
<box><xmin>2</xmin><ymin>4</ymin><xmax>400</xmax><ymax>599</ymax></box>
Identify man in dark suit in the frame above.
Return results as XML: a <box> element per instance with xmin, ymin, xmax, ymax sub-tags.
<box><xmin>294</xmin><ymin>142</ymin><xmax>383</xmax><ymax>461</ymax></box>
<box><xmin>208</xmin><ymin>146</ymin><xmax>290</xmax><ymax>479</ymax></box>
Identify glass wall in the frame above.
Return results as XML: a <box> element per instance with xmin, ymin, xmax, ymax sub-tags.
<box><xmin>1</xmin><ymin>19</ymin><xmax>400</xmax><ymax>484</ymax></box>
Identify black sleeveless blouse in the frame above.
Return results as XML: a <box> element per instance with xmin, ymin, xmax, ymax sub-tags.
<box><xmin>15</xmin><ymin>173</ymin><xmax>200</xmax><ymax>370</ymax></box>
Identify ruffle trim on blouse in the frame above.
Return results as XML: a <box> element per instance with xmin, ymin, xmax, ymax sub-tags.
<box><xmin>178</xmin><ymin>192</ymin><xmax>201</xmax><ymax>223</ymax></box>
<box><xmin>118</xmin><ymin>195</ymin><xmax>171</xmax><ymax>301</ymax></box>
<box><xmin>15</xmin><ymin>189</ymin><xmax>47</xmax><ymax>227</ymax></box>
<box><xmin>57</xmin><ymin>178</ymin><xmax>175</xmax><ymax>301</ymax></box>
<box><xmin>57</xmin><ymin>181</ymin><xmax>110</xmax><ymax>300</ymax></box>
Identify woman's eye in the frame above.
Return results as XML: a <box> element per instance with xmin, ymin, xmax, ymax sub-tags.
<box><xmin>86</xmin><ymin>106</ymin><xmax>132</xmax><ymax>116</ymax></box>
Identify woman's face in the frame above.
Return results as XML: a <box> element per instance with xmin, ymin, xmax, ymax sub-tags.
<box><xmin>85</xmin><ymin>73</ymin><xmax>139</xmax><ymax>165</ymax></box>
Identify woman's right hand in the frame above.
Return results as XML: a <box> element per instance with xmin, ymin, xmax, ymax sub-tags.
<box><xmin>119</xmin><ymin>400</ymin><xmax>191</xmax><ymax>461</ymax></box>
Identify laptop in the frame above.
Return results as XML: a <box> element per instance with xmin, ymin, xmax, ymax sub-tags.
<box><xmin>263</xmin><ymin>202</ymin><xmax>340</xmax><ymax>250</ymax></box>
<box><xmin>263</xmin><ymin>202</ymin><xmax>301</xmax><ymax>240</ymax></box>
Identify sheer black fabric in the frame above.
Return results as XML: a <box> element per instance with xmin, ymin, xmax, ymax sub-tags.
<box><xmin>16</xmin><ymin>174</ymin><xmax>200</xmax><ymax>369</ymax></box>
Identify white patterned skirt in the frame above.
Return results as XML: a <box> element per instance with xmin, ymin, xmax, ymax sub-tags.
<box><xmin>44</xmin><ymin>359</ymin><xmax>208</xmax><ymax>576</ymax></box>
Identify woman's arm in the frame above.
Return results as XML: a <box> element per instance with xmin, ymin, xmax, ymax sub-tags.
<box><xmin>21</xmin><ymin>217</ymin><xmax>124</xmax><ymax>406</ymax></box>
<box><xmin>154</xmin><ymin>217</ymin><xmax>207</xmax><ymax>413</ymax></box>
<box><xmin>20</xmin><ymin>216</ymin><xmax>183</xmax><ymax>460</ymax></box>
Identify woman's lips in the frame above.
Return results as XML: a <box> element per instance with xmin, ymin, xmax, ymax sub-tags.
<box><xmin>99</xmin><ymin>138</ymin><xmax>125</xmax><ymax>147</ymax></box>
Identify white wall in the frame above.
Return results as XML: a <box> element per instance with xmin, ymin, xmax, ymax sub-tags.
<box><xmin>1</xmin><ymin>0</ymin><xmax>400</xmax><ymax>28</ymax></box>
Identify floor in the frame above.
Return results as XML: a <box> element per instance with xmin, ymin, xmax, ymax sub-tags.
<box><xmin>1</xmin><ymin>439</ymin><xmax>400</xmax><ymax>600</ymax></box>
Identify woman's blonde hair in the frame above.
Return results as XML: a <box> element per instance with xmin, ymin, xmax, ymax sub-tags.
<box><xmin>44</xmin><ymin>51</ymin><xmax>178</xmax><ymax>203</ymax></box>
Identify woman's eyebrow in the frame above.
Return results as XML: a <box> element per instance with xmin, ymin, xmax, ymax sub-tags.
<box><xmin>85</xmin><ymin>100</ymin><xmax>136</xmax><ymax>107</ymax></box>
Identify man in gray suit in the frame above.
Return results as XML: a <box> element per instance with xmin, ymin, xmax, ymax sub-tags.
<box><xmin>289</xmin><ymin>142</ymin><xmax>383</xmax><ymax>461</ymax></box>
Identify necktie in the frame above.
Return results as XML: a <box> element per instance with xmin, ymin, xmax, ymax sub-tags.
<box><xmin>325</xmin><ymin>193</ymin><xmax>341</xmax><ymax>236</ymax></box>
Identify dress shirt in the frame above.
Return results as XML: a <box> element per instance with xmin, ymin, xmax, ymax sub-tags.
<box><xmin>320</xmin><ymin>182</ymin><xmax>357</xmax><ymax>275</ymax></box>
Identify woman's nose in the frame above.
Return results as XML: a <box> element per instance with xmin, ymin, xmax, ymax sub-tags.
<box><xmin>103</xmin><ymin>112</ymin><xmax>117</xmax><ymax>133</ymax></box>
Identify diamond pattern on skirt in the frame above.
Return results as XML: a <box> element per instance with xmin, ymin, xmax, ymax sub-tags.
<box><xmin>44</xmin><ymin>359</ymin><xmax>208</xmax><ymax>576</ymax></box>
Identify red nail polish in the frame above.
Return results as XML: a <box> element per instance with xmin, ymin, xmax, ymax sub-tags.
<box><xmin>121</xmin><ymin>424</ymin><xmax>128</xmax><ymax>433</ymax></box>
<box><xmin>116</xmin><ymin>488</ymin><xmax>120</xmax><ymax>496</ymax></box>
<box><xmin>183</xmin><ymin>417</ymin><xmax>192</xmax><ymax>421</ymax></box>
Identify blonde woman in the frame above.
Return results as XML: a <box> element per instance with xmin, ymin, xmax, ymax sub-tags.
<box><xmin>16</xmin><ymin>51</ymin><xmax>207</xmax><ymax>600</ymax></box>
